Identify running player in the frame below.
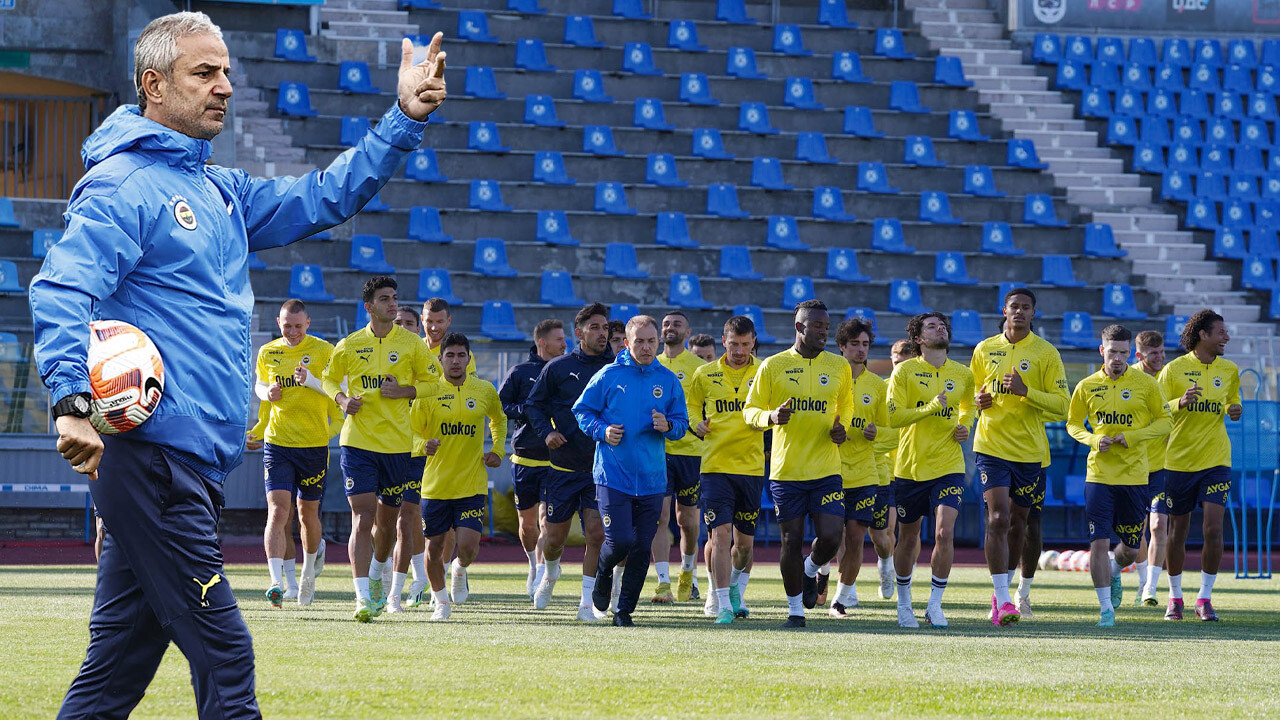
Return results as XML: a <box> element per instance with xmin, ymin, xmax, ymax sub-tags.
<box><xmin>423</xmin><ymin>297</ymin><xmax>477</xmax><ymax>376</ymax></box>
<box><xmin>385</xmin><ymin>306</ymin><xmax>433</xmax><ymax>612</ymax></box>
<box><xmin>1158</xmin><ymin>310</ymin><xmax>1242</xmax><ymax>621</ymax></box>
<box><xmin>1066</xmin><ymin>324</ymin><xmax>1172</xmax><ymax>627</ymax></box>
<box><xmin>1133</xmin><ymin>329</ymin><xmax>1170</xmax><ymax>606</ymax></box>
<box><xmin>499</xmin><ymin>319</ymin><xmax>567</xmax><ymax>598</ymax></box>
<box><xmin>653</xmin><ymin>311</ymin><xmax>706</xmax><ymax>603</ymax></box>
<box><xmin>872</xmin><ymin>339</ymin><xmax>918</xmax><ymax>601</ymax></box>
<box><xmin>971</xmin><ymin>288</ymin><xmax>1069</xmax><ymax>626</ymax></box>
<box><xmin>888</xmin><ymin>312</ymin><xmax>975</xmax><ymax>629</ymax></box>
<box><xmin>828</xmin><ymin>317</ymin><xmax>890</xmax><ymax>617</ymax></box>
<box><xmin>689</xmin><ymin>333</ymin><xmax>717</xmax><ymax>363</ymax></box>
<box><xmin>607</xmin><ymin>320</ymin><xmax>627</xmax><ymax>356</ymax></box>
<box><xmin>687</xmin><ymin>315</ymin><xmax>764</xmax><ymax>624</ymax></box>
<box><xmin>526</xmin><ymin>303</ymin><xmax>613</xmax><ymax>619</ymax></box>
<box><xmin>322</xmin><ymin>276</ymin><xmax>439</xmax><ymax>622</ymax></box>
<box><xmin>743</xmin><ymin>299</ymin><xmax>854</xmax><ymax>628</ymax></box>
<box><xmin>411</xmin><ymin>333</ymin><xmax>506</xmax><ymax>620</ymax></box>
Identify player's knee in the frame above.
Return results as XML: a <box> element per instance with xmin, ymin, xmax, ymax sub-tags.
<box><xmin>1202</xmin><ymin>521</ymin><xmax>1224</xmax><ymax>540</ymax></box>
<box><xmin>987</xmin><ymin>510</ymin><xmax>1010</xmax><ymax>535</ymax></box>
<box><xmin>934</xmin><ymin>525</ymin><xmax>953</xmax><ymax>545</ymax></box>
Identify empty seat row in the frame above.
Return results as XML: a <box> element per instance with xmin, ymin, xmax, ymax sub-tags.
<box><xmin>1056</xmin><ymin>60</ymin><xmax>1280</xmax><ymax>95</ymax></box>
<box><xmin>1073</xmin><ymin>85</ymin><xmax>1280</xmax><ymax>122</ymax></box>
<box><xmin>1035</xmin><ymin>34</ymin><xmax>1272</xmax><ymax>69</ymax></box>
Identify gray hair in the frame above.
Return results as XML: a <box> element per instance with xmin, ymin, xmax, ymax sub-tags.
<box><xmin>134</xmin><ymin>11</ymin><xmax>223</xmax><ymax>111</ymax></box>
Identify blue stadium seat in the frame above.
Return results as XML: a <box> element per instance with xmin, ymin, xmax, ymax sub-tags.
<box><xmin>1041</xmin><ymin>255</ymin><xmax>1083</xmax><ymax>287</ymax></box>
<box><xmin>1216</xmin><ymin>91</ymin><xmax>1245</xmax><ymax>119</ymax></box>
<box><xmin>1164</xmin><ymin>38</ymin><xmax>1192</xmax><ymax>66</ymax></box>
<box><xmin>458</xmin><ymin>11</ymin><xmax>499</xmax><ymax>42</ymax></box>
<box><xmin>509</xmin><ymin>0</ymin><xmax>547</xmax><ymax>14</ymax></box>
<box><xmin>773</xmin><ymin>24</ymin><xmax>812</xmax><ymax>57</ymax></box>
<box><xmin>645</xmin><ymin>153</ymin><xmax>687</xmax><ymax>187</ymax></box>
<box><xmin>275</xmin><ymin>29</ymin><xmax>316</xmax><ymax>62</ymax></box>
<box><xmin>247</xmin><ymin>252</ymin><xmax>266</xmax><ymax>271</ymax></box>
<box><xmin>1189</xmin><ymin>62</ymin><xmax>1220</xmax><ymax>92</ymax></box>
<box><xmin>832</xmin><ymin>51</ymin><xmax>871</xmax><ymax>83</ymax></box>
<box><xmin>680</xmin><ymin>73</ymin><xmax>718</xmax><ymax>106</ymax></box>
<box><xmin>888</xmin><ymin>279</ymin><xmax>929</xmax><ymax>315</ymax></box>
<box><xmin>948</xmin><ymin>110</ymin><xmax>989</xmax><ymax>142</ymax></box>
<box><xmin>1161</xmin><ymin>170</ymin><xmax>1194</xmax><ymax>202</ymax></box>
<box><xmin>470</xmin><ymin>180</ymin><xmax>512</xmax><ymax>212</ymax></box>
<box><xmin>1115</xmin><ymin>87</ymin><xmax>1144</xmax><ymax>115</ymax></box>
<box><xmin>734</xmin><ymin>305</ymin><xmax>776</xmax><ymax>343</ymax></box>
<box><xmin>963</xmin><ymin>165</ymin><xmax>1003</xmax><ymax>198</ymax></box>
<box><xmin>1091</xmin><ymin>59</ymin><xmax>1122</xmax><ymax>87</ymax></box>
<box><xmin>1224</xmin><ymin>63</ymin><xmax>1254</xmax><ymax>94</ymax></box>
<box><xmin>537</xmin><ymin>210</ymin><xmax>578</xmax><ymax>246</ymax></box>
<box><xmin>1242</xmin><ymin>255</ymin><xmax>1276</xmax><ymax>290</ymax></box>
<box><xmin>1101</xmin><ymin>283</ymin><xmax>1146</xmax><ymax>319</ymax></box>
<box><xmin>1007</xmin><ymin>138</ymin><xmax>1047</xmax><ymax>169</ymax></box>
<box><xmin>1249</xmin><ymin>91</ymin><xmax>1278</xmax><ymax>120</ymax></box>
<box><xmin>610</xmin><ymin>303</ymin><xmax>641</xmax><ymax>324</ymax></box>
<box><xmin>1164</xmin><ymin>315</ymin><xmax>1188</xmax><ymax>350</ymax></box>
<box><xmin>1055</xmin><ymin>61</ymin><xmax>1086</xmax><ymax>91</ymax></box>
<box><xmin>796</xmin><ymin>132</ymin><xmax>836</xmax><ymax>164</ymax></box>
<box><xmin>935</xmin><ymin>56</ymin><xmax>972</xmax><ymax>87</ymax></box>
<box><xmin>409</xmin><ymin>206</ymin><xmax>452</xmax><ymax>243</ymax></box>
<box><xmin>1223</xmin><ymin>197</ymin><xmax>1253</xmax><ymax>228</ymax></box>
<box><xmin>0</xmin><ymin>198</ymin><xmax>17</xmax><ymax>227</ymax></box>
<box><xmin>751</xmin><ymin>157</ymin><xmax>793</xmax><ymax>191</ymax></box>
<box><xmin>634</xmin><ymin>97</ymin><xmax>675</xmax><ymax>131</ymax></box>
<box><xmin>739</xmin><ymin>102</ymin><xmax>779</xmax><ymax>134</ymax></box>
<box><xmin>919</xmin><ymin>191</ymin><xmax>962</xmax><ymax>225</ymax></box>
<box><xmin>717</xmin><ymin>0</ymin><xmax>757</xmax><ymax>23</ymax></box>
<box><xmin>276</xmin><ymin>82</ymin><xmax>316</xmax><ymax>117</ymax></box>
<box><xmin>1084</xmin><ymin>223</ymin><xmax>1127</xmax><ymax>258</ymax></box>
<box><xmin>541</xmin><ymin>271</ymin><xmax>585</xmax><ymax>306</ymax></box>
<box><xmin>813</xmin><ymin>186</ymin><xmax>855</xmax><ymax>222</ymax></box>
<box><xmin>583</xmin><ymin>125</ymin><xmax>624</xmax><ymax>156</ymax></box>
<box><xmin>515</xmin><ymin>39</ymin><xmax>556</xmax><ymax>72</ymax></box>
<box><xmin>1260</xmin><ymin>63</ymin><xmax>1280</xmax><ymax>92</ymax></box>
<box><xmin>1265</xmin><ymin>40</ymin><xmax>1280</xmax><ymax>66</ymax></box>
<box><xmin>532</xmin><ymin>151</ymin><xmax>575</xmax><ymax>185</ymax></box>
<box><xmin>823</xmin><ymin>248</ymin><xmax>866</xmax><ymax>283</ymax></box>
<box><xmin>525</xmin><ymin>94</ymin><xmax>565</xmax><ymax>127</ymax></box>
<box><xmin>872</xmin><ymin>218</ymin><xmax>914</xmax><ymax>254</ymax></box>
<box><xmin>720</xmin><ymin>245</ymin><xmax>763</xmax><ymax>280</ymax></box>
<box><xmin>904</xmin><ymin>135</ymin><xmax>945</xmax><ymax>168</ymax></box>
<box><xmin>708</xmin><ymin>183</ymin><xmax>749</xmax><ymax>218</ymax></box>
<box><xmin>818</xmin><ymin>0</ymin><xmax>857</xmax><ymax>28</ymax></box>
<box><xmin>784</xmin><ymin>76</ymin><xmax>823</xmax><ymax>109</ymax></box>
<box><xmin>1205</xmin><ymin>116</ymin><xmax>1236</xmax><ymax>145</ymax></box>
<box><xmin>1033</xmin><ymin>33</ymin><xmax>1061</xmax><ymax>64</ymax></box>
<box><xmin>857</xmin><ymin>162</ymin><xmax>899</xmax><ymax>194</ymax></box>
<box><xmin>981</xmin><ymin>222</ymin><xmax>1023</xmax><ymax>256</ymax></box>
<box><xmin>888</xmin><ymin>81</ymin><xmax>929</xmax><ymax>113</ymax></box>
<box><xmin>670</xmin><ymin>273</ymin><xmax>713</xmax><ymax>309</ymax></box>
<box><xmin>935</xmin><ymin>251</ymin><xmax>977</xmax><ymax>285</ymax></box>
<box><xmin>875</xmin><ymin>28</ymin><xmax>914</xmax><ymax>60</ymax></box>
<box><xmin>1147</xmin><ymin>88</ymin><xmax>1177</xmax><ymax>116</ymax></box>
<box><xmin>354</xmin><ymin>301</ymin><xmax>369</xmax><ymax>329</ymax></box>
<box><xmin>1133</xmin><ymin>143</ymin><xmax>1164</xmax><ymax>174</ymax></box>
<box><xmin>950</xmin><ymin>310</ymin><xmax>985</xmax><ymax>346</ymax></box>
<box><xmin>1060</xmin><ymin>312</ymin><xmax>1097</xmax><ymax>349</ymax></box>
<box><xmin>338</xmin><ymin>61</ymin><xmax>379</xmax><ymax>94</ymax></box>
<box><xmin>1155</xmin><ymin>62</ymin><xmax>1186</xmax><ymax>92</ymax></box>
<box><xmin>766</xmin><ymin>215</ymin><xmax>807</xmax><ymax>251</ymax></box>
<box><xmin>573</xmin><ymin>69</ymin><xmax>613</xmax><ymax>103</ymax></box>
<box><xmin>1064</xmin><ymin>35</ymin><xmax>1092</xmax><ymax>63</ymax></box>
<box><xmin>1166</xmin><ymin>141</ymin><xmax>1198</xmax><ymax>172</ymax></box>
<box><xmin>595</xmin><ymin>182</ymin><xmax>637</xmax><ymax>215</ymax></box>
<box><xmin>1272</xmin><ymin>290</ymin><xmax>1280</xmax><ymax>321</ymax></box>
<box><xmin>692</xmin><ymin>128</ymin><xmax>733</xmax><ymax>159</ymax></box>
<box><xmin>1196</xmin><ymin>38</ymin><xmax>1224</xmax><ymax>66</ymax></box>
<box><xmin>480</xmin><ymin>300</ymin><xmax>525</xmax><ymax>341</ymax></box>
<box><xmin>656</xmin><ymin>212</ymin><xmax>698</xmax><ymax>248</ymax></box>
<box><xmin>468</xmin><ymin>121</ymin><xmax>510</xmax><ymax>152</ymax></box>
<box><xmin>1023</xmin><ymin>194</ymin><xmax>1066</xmax><ymax>226</ymax></box>
<box><xmin>1186</xmin><ymin>197</ymin><xmax>1219</xmax><ymax>229</ymax></box>
<box><xmin>668</xmin><ymin>19</ymin><xmax>707</xmax><ymax>52</ymax></box>
<box><xmin>340</xmin><ymin>116</ymin><xmax>370</xmax><ymax>146</ymax></box>
<box><xmin>623</xmin><ymin>42</ymin><xmax>662</xmax><ymax>75</ymax></box>
<box><xmin>31</xmin><ymin>228</ymin><xmax>60</xmax><ymax>258</ymax></box>
<box><xmin>1181</xmin><ymin>89</ymin><xmax>1211</xmax><ymax>118</ymax></box>
<box><xmin>1096</xmin><ymin>36</ymin><xmax>1125</xmax><ymax>64</ymax></box>
<box><xmin>613</xmin><ymin>0</ymin><xmax>652</xmax><ymax>19</ymax></box>
<box><xmin>564</xmin><ymin>14</ymin><xmax>604</xmax><ymax>47</ymax></box>
<box><xmin>1107</xmin><ymin>116</ymin><xmax>1138</xmax><ymax>146</ymax></box>
<box><xmin>1122</xmin><ymin>62</ymin><xmax>1150</xmax><ymax>90</ymax></box>
<box><xmin>1198</xmin><ymin>172</ymin><xmax>1227</xmax><ymax>201</ymax></box>
<box><xmin>1080</xmin><ymin>86</ymin><xmax>1111</xmax><ymax>118</ymax></box>
<box><xmin>783</xmin><ymin>276</ymin><xmax>817</xmax><ymax>309</ymax></box>
<box><xmin>1241</xmin><ymin>118</ymin><xmax>1272</xmax><ymax>146</ymax></box>
<box><xmin>1129</xmin><ymin>37</ymin><xmax>1157</xmax><ymax>66</ymax></box>
<box><xmin>473</xmin><ymin>237</ymin><xmax>517</xmax><ymax>277</ymax></box>
<box><xmin>844</xmin><ymin>307</ymin><xmax>888</xmax><ymax>345</ymax></box>
<box><xmin>406</xmin><ymin>148</ymin><xmax>447</xmax><ymax>182</ymax></box>
<box><xmin>726</xmin><ymin>46</ymin><xmax>764</xmax><ymax>79</ymax></box>
<box><xmin>363</xmin><ymin>192</ymin><xmax>389</xmax><ymax>212</ymax></box>
<box><xmin>997</xmin><ymin>282</ymin><xmax>1041</xmax><ymax>317</ymax></box>
<box><xmin>1212</xmin><ymin>227</ymin><xmax>1247</xmax><ymax>259</ymax></box>
<box><xmin>843</xmin><ymin>106</ymin><xmax>884</xmax><ymax>137</ymax></box>
<box><xmin>289</xmin><ymin>264</ymin><xmax>334</xmax><ymax>302</ymax></box>
<box><xmin>604</xmin><ymin>242</ymin><xmax>649</xmax><ymax>279</ymax></box>
<box><xmin>1252</xmin><ymin>228</ymin><xmax>1280</xmax><ymax>259</ymax></box>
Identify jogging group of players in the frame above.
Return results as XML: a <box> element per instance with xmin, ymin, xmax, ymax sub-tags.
<box><xmin>246</xmin><ymin>277</ymin><xmax>1242</xmax><ymax>629</ymax></box>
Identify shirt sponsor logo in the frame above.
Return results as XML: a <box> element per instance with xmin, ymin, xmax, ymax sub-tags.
<box><xmin>1094</xmin><ymin>410</ymin><xmax>1134</xmax><ymax>426</ymax></box>
<box><xmin>440</xmin><ymin>421</ymin><xmax>477</xmax><ymax>437</ymax></box>
<box><xmin>792</xmin><ymin>397</ymin><xmax>828</xmax><ymax>413</ymax></box>
<box><xmin>714</xmin><ymin>398</ymin><xmax>744</xmax><ymax>413</ymax></box>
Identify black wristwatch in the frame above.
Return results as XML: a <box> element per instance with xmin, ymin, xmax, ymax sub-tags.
<box><xmin>53</xmin><ymin>393</ymin><xmax>93</xmax><ymax>419</ymax></box>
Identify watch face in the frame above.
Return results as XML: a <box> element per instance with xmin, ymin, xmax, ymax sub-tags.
<box><xmin>73</xmin><ymin>396</ymin><xmax>90</xmax><ymax>414</ymax></box>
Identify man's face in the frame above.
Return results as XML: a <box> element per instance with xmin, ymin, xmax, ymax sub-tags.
<box><xmin>627</xmin><ymin>322</ymin><xmax>660</xmax><ymax>365</ymax></box>
<box><xmin>1199</xmin><ymin>320</ymin><xmax>1230</xmax><ymax>357</ymax></box>
<box><xmin>441</xmin><ymin>345</ymin><xmax>469</xmax><ymax>380</ymax></box>
<box><xmin>722</xmin><ymin>331</ymin><xmax>754</xmax><ymax>368</ymax></box>
<box><xmin>1003</xmin><ymin>294</ymin><xmax>1034</xmax><ymax>334</ymax></box>
<box><xmin>661</xmin><ymin>314</ymin><xmax>689</xmax><ymax>348</ymax></box>
<box><xmin>1135</xmin><ymin>342</ymin><xmax>1165</xmax><ymax>373</ymax></box>
<box><xmin>608</xmin><ymin>331</ymin><xmax>626</xmax><ymax>356</ymax></box>
<box><xmin>795</xmin><ymin>308</ymin><xmax>829</xmax><ymax>353</ymax></box>
<box><xmin>918</xmin><ymin>317</ymin><xmax>950</xmax><ymax>350</ymax></box>
<box><xmin>691</xmin><ymin>344</ymin><xmax>715</xmax><ymax>363</ymax></box>
<box><xmin>393</xmin><ymin>309</ymin><xmax>420</xmax><ymax>335</ymax></box>
<box><xmin>277</xmin><ymin>309</ymin><xmax>309</xmax><ymax>346</ymax></box>
<box><xmin>1101</xmin><ymin>339</ymin><xmax>1131</xmax><ymax>377</ymax></box>
<box><xmin>145</xmin><ymin>33</ymin><xmax>232</xmax><ymax>141</ymax></box>
<box><xmin>890</xmin><ymin>346</ymin><xmax>917</xmax><ymax>366</ymax></box>
<box><xmin>424</xmin><ymin>309</ymin><xmax>451</xmax><ymax>344</ymax></box>
<box><xmin>577</xmin><ymin>314</ymin><xmax>609</xmax><ymax>355</ymax></box>
<box><xmin>366</xmin><ymin>287</ymin><xmax>398</xmax><ymax>323</ymax></box>
<box><xmin>536</xmin><ymin>328</ymin><xmax>567</xmax><ymax>359</ymax></box>
<box><xmin>839</xmin><ymin>332</ymin><xmax>871</xmax><ymax>366</ymax></box>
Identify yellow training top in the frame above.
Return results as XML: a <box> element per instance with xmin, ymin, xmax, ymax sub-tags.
<box><xmin>657</xmin><ymin>349</ymin><xmax>707</xmax><ymax>457</ymax></box>
<box><xmin>970</xmin><ymin>331</ymin><xmax>1069</xmax><ymax>464</ymax></box>
<box><xmin>743</xmin><ymin>348</ymin><xmax>854</xmax><ymax>482</ymax></box>
<box><xmin>888</xmin><ymin>356</ymin><xmax>976</xmax><ymax>482</ymax></box>
<box><xmin>1131</xmin><ymin>362</ymin><xmax>1169</xmax><ymax>473</ymax></box>
<box><xmin>411</xmin><ymin>376</ymin><xmax>507</xmax><ymax>500</ymax></box>
<box><xmin>686</xmin><ymin>354</ymin><xmax>764</xmax><ymax>476</ymax></box>
<box><xmin>1067</xmin><ymin>368</ymin><xmax>1172</xmax><ymax>486</ymax></box>
<box><xmin>254</xmin><ymin>335</ymin><xmax>344</xmax><ymax>447</ymax></box>
<box><xmin>840</xmin><ymin>369</ymin><xmax>890</xmax><ymax>489</ymax></box>
<box><xmin>1157</xmin><ymin>353</ymin><xmax>1241</xmax><ymax>473</ymax></box>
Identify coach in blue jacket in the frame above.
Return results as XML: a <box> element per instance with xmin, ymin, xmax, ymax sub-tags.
<box><xmin>573</xmin><ymin>315</ymin><xmax>689</xmax><ymax>626</ymax></box>
<box><xmin>28</xmin><ymin>12</ymin><xmax>447</xmax><ymax>719</ymax></box>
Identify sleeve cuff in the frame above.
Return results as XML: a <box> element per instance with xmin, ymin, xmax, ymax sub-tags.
<box><xmin>50</xmin><ymin>380</ymin><xmax>91</xmax><ymax>406</ymax></box>
<box><xmin>378</xmin><ymin>103</ymin><xmax>428</xmax><ymax>148</ymax></box>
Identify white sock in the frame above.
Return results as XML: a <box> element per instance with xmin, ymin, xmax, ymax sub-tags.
<box><xmin>1096</xmin><ymin>586</ymin><xmax>1114</xmax><ymax>613</ymax></box>
<box><xmin>1198</xmin><ymin>571</ymin><xmax>1216</xmax><ymax>600</ymax></box>
<box><xmin>526</xmin><ymin>549</ymin><xmax>537</xmax><ymax>568</ymax></box>
<box><xmin>284</xmin><ymin>559</ymin><xmax>298</xmax><ymax>591</ymax></box>
<box><xmin>1147</xmin><ymin>565</ymin><xmax>1163</xmax><ymax>594</ymax></box>
<box><xmin>681</xmin><ymin>553</ymin><xmax>695</xmax><ymax>572</ymax></box>
<box><xmin>736</xmin><ymin>572</ymin><xmax>750</xmax><ymax>599</ymax></box>
<box><xmin>391</xmin><ymin>571</ymin><xmax>408</xmax><ymax>599</ymax></box>
<box><xmin>1006</xmin><ymin>569</ymin><xmax>1016</xmax><ymax>586</ymax></box>
<box><xmin>1109</xmin><ymin>557</ymin><xmax>1123</xmax><ymax>578</ymax></box>
<box><xmin>432</xmin><ymin>588</ymin><xmax>449</xmax><ymax>605</ymax></box>
<box><xmin>877</xmin><ymin>556</ymin><xmax>891</xmax><ymax>575</ymax></box>
<box><xmin>896</xmin><ymin>573</ymin><xmax>913</xmax><ymax>608</ymax></box>
<box><xmin>302</xmin><ymin>551</ymin><xmax>318</xmax><ymax>579</ymax></box>
<box><xmin>715</xmin><ymin>587</ymin><xmax>731</xmax><ymax>609</ymax></box>
<box><xmin>1169</xmin><ymin>573</ymin><xmax>1183</xmax><ymax>600</ymax></box>
<box><xmin>411</xmin><ymin>553</ymin><xmax>426</xmax><ymax>583</ymax></box>
<box><xmin>1135</xmin><ymin>560</ymin><xmax>1149</xmax><ymax>592</ymax></box>
<box><xmin>928</xmin><ymin>574</ymin><xmax>947</xmax><ymax>609</ymax></box>
<box><xmin>818</xmin><ymin>562</ymin><xmax>831</xmax><ymax>576</ymax></box>
<box><xmin>835</xmin><ymin>581</ymin><xmax>855</xmax><ymax>606</ymax></box>
<box><xmin>1017</xmin><ymin>574</ymin><xmax>1034</xmax><ymax>600</ymax></box>
<box><xmin>786</xmin><ymin>593</ymin><xmax>805</xmax><ymax>617</ymax></box>
<box><xmin>803</xmin><ymin>555</ymin><xmax>819</xmax><ymax>578</ymax></box>
<box><xmin>581</xmin><ymin>575</ymin><xmax>595</xmax><ymax>606</ymax></box>
<box><xmin>354</xmin><ymin>576</ymin><xmax>370</xmax><ymax>601</ymax></box>
<box><xmin>992</xmin><ymin>572</ymin><xmax>1012</xmax><ymax>606</ymax></box>
<box><xmin>546</xmin><ymin>557</ymin><xmax>562</xmax><ymax>580</ymax></box>
<box><xmin>268</xmin><ymin>557</ymin><xmax>284</xmax><ymax>586</ymax></box>
<box><xmin>368</xmin><ymin>557</ymin><xmax>385</xmax><ymax>580</ymax></box>
<box><xmin>655</xmin><ymin>561</ymin><xmax>670</xmax><ymax>584</ymax></box>
<box><xmin>730</xmin><ymin>566</ymin><xmax>743</xmax><ymax>586</ymax></box>
<box><xmin>535</xmin><ymin>563</ymin><xmax>547</xmax><ymax>587</ymax></box>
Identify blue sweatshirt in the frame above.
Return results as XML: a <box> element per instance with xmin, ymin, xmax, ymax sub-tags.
<box><xmin>573</xmin><ymin>349</ymin><xmax>689</xmax><ymax>496</ymax></box>
<box><xmin>525</xmin><ymin>346</ymin><xmax>613</xmax><ymax>472</ymax></box>
<box><xmin>498</xmin><ymin>346</ymin><xmax>549</xmax><ymax>463</ymax></box>
<box><xmin>29</xmin><ymin>103</ymin><xmax>425</xmax><ymax>481</ymax></box>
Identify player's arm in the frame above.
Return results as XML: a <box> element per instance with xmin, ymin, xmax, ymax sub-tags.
<box><xmin>247</xmin><ymin>400</ymin><xmax>269</xmax><ymax>441</ymax></box>
<box><xmin>742</xmin><ymin>363</ymin><xmax>774</xmax><ymax>429</ymax></box>
<box><xmin>660</xmin><ymin>380</ymin><xmax>690</xmax><ymax>441</ymax></box>
<box><xmin>956</xmin><ymin>373</ymin><xmax>977</xmax><ymax>430</ymax></box>
<box><xmin>1129</xmin><ymin>381</ymin><xmax>1173</xmax><ymax>444</ymax></box>
<box><xmin>498</xmin><ymin>366</ymin><xmax>526</xmax><ymax>421</ymax></box>
<box><xmin>411</xmin><ymin>343</ymin><xmax>441</xmax><ymax>397</ymax></box>
<box><xmin>485</xmin><ymin>385</ymin><xmax>508</xmax><ymax>453</ymax></box>
<box><xmin>1024</xmin><ymin>351</ymin><xmax>1070</xmax><ymax>417</ymax></box>
<box><xmin>570</xmin><ymin>371</ymin><xmax>610</xmax><ymax>442</ymax></box>
<box><xmin>326</xmin><ymin>400</ymin><xmax>345</xmax><ymax>439</ymax></box>
<box><xmin>1156</xmin><ymin>365</ymin><xmax>1185</xmax><ymax>415</ymax></box>
<box><xmin>410</xmin><ymin>393</ymin><xmax>433</xmax><ymax>439</ymax></box>
<box><xmin>836</xmin><ymin>364</ymin><xmax>855</xmax><ymax>425</ymax></box>
<box><xmin>524</xmin><ymin>364</ymin><xmax>556</xmax><ymax>440</ymax></box>
<box><xmin>685</xmin><ymin>371</ymin><xmax>706</xmax><ymax>438</ymax></box>
<box><xmin>870</xmin><ymin>386</ymin><xmax>892</xmax><ymax>451</ymax></box>
<box><xmin>1065</xmin><ymin>385</ymin><xmax>1102</xmax><ymax>449</ymax></box>
<box><xmin>320</xmin><ymin>343</ymin><xmax>348</xmax><ymax>400</ymax></box>
<box><xmin>887</xmin><ymin>367</ymin><xmax>943</xmax><ymax>428</ymax></box>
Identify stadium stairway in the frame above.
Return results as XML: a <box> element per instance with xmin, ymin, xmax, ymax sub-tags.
<box><xmin>906</xmin><ymin>0</ymin><xmax>1276</xmax><ymax>357</ymax></box>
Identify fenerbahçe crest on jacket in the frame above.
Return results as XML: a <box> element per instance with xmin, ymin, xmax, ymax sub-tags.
<box><xmin>686</xmin><ymin>354</ymin><xmax>763</xmax><ymax>476</ymax></box>
<box><xmin>1157</xmin><ymin>354</ymin><xmax>1241</xmax><ymax>473</ymax></box>
<box><xmin>888</xmin><ymin>357</ymin><xmax>976</xmax><ymax>482</ymax></box>
<box><xmin>254</xmin><ymin>335</ymin><xmax>343</xmax><ymax>447</ymax></box>
<box><xmin>743</xmin><ymin>348</ymin><xmax>854</xmax><ymax>482</ymax></box>
<box><xmin>1067</xmin><ymin>368</ymin><xmax>1172</xmax><ymax>486</ymax></box>
<box><xmin>412</xmin><ymin>376</ymin><xmax>507</xmax><ymax>499</ymax></box>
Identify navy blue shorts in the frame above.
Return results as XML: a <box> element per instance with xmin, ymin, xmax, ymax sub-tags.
<box><xmin>666</xmin><ymin>454</ymin><xmax>701</xmax><ymax>506</ymax></box>
<box><xmin>1085</xmin><ymin>483</ymin><xmax>1147</xmax><ymax>548</ymax></box>
<box><xmin>1029</xmin><ymin>468</ymin><xmax>1047</xmax><ymax>519</ymax></box>
<box><xmin>544</xmin><ymin>468</ymin><xmax>597</xmax><ymax>524</ymax></box>
<box><xmin>844</xmin><ymin>484</ymin><xmax>878</xmax><ymax>525</ymax></box>
<box><xmin>976</xmin><ymin>452</ymin><xmax>1045</xmax><ymax>513</ymax></box>
<box><xmin>1165</xmin><ymin>466</ymin><xmax>1231</xmax><ymax>515</ymax></box>
<box><xmin>512</xmin><ymin>463</ymin><xmax>550</xmax><ymax>511</ymax></box>
<box><xmin>339</xmin><ymin>446</ymin><xmax>411</xmax><ymax>507</ymax></box>
<box><xmin>1146</xmin><ymin>469</ymin><xmax>1170</xmax><ymax>515</ymax></box>
<box><xmin>701</xmin><ymin>472</ymin><xmax>764</xmax><ymax>535</ymax></box>
<box><xmin>421</xmin><ymin>494</ymin><xmax>486</xmax><ymax>537</ymax></box>
<box><xmin>402</xmin><ymin>455</ymin><xmax>426</xmax><ymax>505</ymax></box>
<box><xmin>895</xmin><ymin>474</ymin><xmax>965</xmax><ymax>525</ymax></box>
<box><xmin>769</xmin><ymin>475</ymin><xmax>844</xmax><ymax>524</ymax></box>
<box><xmin>263</xmin><ymin>443</ymin><xmax>329</xmax><ymax>502</ymax></box>
<box><xmin>873</xmin><ymin>483</ymin><xmax>894</xmax><ymax>530</ymax></box>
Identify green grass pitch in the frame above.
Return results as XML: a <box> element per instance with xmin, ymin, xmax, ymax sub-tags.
<box><xmin>2</xmin><ymin>564</ymin><xmax>1277</xmax><ymax>718</ymax></box>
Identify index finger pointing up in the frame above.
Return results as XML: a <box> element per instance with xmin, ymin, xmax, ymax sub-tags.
<box><xmin>421</xmin><ymin>31</ymin><xmax>444</xmax><ymax>68</ymax></box>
